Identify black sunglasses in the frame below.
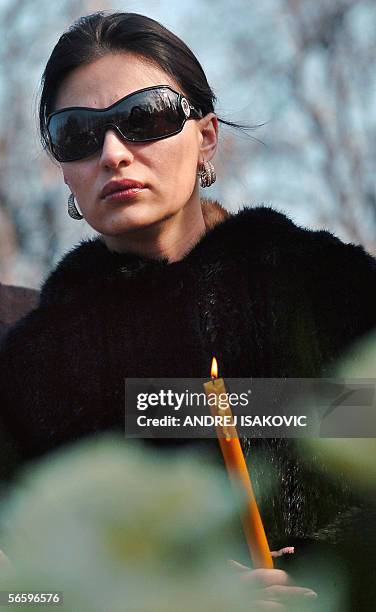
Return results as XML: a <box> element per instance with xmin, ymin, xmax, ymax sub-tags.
<box><xmin>46</xmin><ymin>85</ymin><xmax>203</xmax><ymax>162</ymax></box>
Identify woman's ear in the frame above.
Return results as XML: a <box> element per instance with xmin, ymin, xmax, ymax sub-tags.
<box><xmin>198</xmin><ymin>113</ymin><xmax>218</xmax><ymax>162</ymax></box>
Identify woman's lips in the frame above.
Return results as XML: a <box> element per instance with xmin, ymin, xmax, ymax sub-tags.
<box><xmin>103</xmin><ymin>187</ymin><xmax>145</xmax><ymax>203</ymax></box>
<box><xmin>100</xmin><ymin>179</ymin><xmax>146</xmax><ymax>200</ymax></box>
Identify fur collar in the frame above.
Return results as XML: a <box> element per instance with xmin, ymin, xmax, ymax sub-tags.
<box><xmin>200</xmin><ymin>197</ymin><xmax>231</xmax><ymax>229</ymax></box>
<box><xmin>39</xmin><ymin>198</ymin><xmax>294</xmax><ymax>307</ymax></box>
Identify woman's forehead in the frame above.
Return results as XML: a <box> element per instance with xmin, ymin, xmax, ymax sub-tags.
<box><xmin>53</xmin><ymin>52</ymin><xmax>179</xmax><ymax>111</ymax></box>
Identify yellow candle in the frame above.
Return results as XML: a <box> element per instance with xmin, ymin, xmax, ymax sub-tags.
<box><xmin>203</xmin><ymin>357</ymin><xmax>273</xmax><ymax>569</ymax></box>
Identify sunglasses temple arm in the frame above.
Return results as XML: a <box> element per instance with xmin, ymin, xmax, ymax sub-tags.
<box><xmin>189</xmin><ymin>106</ymin><xmax>203</xmax><ymax>119</ymax></box>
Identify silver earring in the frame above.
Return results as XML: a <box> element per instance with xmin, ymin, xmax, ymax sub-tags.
<box><xmin>68</xmin><ymin>193</ymin><xmax>83</xmax><ymax>220</ymax></box>
<box><xmin>197</xmin><ymin>160</ymin><xmax>216</xmax><ymax>188</ymax></box>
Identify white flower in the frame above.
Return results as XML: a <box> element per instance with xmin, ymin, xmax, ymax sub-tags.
<box><xmin>0</xmin><ymin>434</ymin><xmax>253</xmax><ymax>612</ymax></box>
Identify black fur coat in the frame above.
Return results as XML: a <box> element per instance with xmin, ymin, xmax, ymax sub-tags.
<box><xmin>1</xmin><ymin>199</ymin><xmax>376</xmax><ymax>606</ymax></box>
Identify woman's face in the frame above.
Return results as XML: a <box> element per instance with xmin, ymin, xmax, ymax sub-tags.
<box><xmin>54</xmin><ymin>53</ymin><xmax>217</xmax><ymax>237</ymax></box>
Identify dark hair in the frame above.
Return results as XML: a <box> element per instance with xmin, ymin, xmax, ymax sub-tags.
<box><xmin>38</xmin><ymin>11</ymin><xmax>255</xmax><ymax>156</ymax></box>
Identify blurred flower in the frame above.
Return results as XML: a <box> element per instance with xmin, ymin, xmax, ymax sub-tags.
<box><xmin>0</xmin><ymin>431</ymin><xmax>349</xmax><ymax>611</ymax></box>
<box><xmin>0</xmin><ymin>435</ymin><xmax>253</xmax><ymax>612</ymax></box>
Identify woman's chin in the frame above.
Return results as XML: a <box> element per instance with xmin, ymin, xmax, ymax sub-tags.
<box><xmin>90</xmin><ymin>205</ymin><xmax>158</xmax><ymax>233</ymax></box>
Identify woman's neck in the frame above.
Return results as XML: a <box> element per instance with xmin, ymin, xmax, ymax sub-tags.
<box><xmin>101</xmin><ymin>199</ymin><xmax>206</xmax><ymax>263</ymax></box>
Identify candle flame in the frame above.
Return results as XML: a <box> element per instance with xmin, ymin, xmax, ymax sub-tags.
<box><xmin>211</xmin><ymin>356</ymin><xmax>218</xmax><ymax>379</ymax></box>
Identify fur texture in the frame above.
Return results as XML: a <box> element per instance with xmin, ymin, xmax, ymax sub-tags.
<box><xmin>0</xmin><ymin>199</ymin><xmax>375</xmax><ymax>606</ymax></box>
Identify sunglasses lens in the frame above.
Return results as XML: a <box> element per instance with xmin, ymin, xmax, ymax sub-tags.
<box><xmin>48</xmin><ymin>110</ymin><xmax>103</xmax><ymax>162</ymax></box>
<box><xmin>115</xmin><ymin>88</ymin><xmax>183</xmax><ymax>141</ymax></box>
<box><xmin>47</xmin><ymin>87</ymin><xmax>185</xmax><ymax>162</ymax></box>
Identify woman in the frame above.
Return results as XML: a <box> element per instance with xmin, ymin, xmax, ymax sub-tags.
<box><xmin>0</xmin><ymin>11</ymin><xmax>375</xmax><ymax>610</ymax></box>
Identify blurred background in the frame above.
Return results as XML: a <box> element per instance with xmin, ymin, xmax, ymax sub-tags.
<box><xmin>0</xmin><ymin>0</ymin><xmax>375</xmax><ymax>288</ymax></box>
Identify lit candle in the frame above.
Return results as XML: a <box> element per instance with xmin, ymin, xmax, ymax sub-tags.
<box><xmin>203</xmin><ymin>357</ymin><xmax>273</xmax><ymax>569</ymax></box>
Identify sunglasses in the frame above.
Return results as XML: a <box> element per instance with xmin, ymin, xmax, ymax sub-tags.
<box><xmin>46</xmin><ymin>85</ymin><xmax>203</xmax><ymax>162</ymax></box>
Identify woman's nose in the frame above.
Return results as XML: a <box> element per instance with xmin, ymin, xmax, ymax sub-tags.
<box><xmin>99</xmin><ymin>129</ymin><xmax>134</xmax><ymax>168</ymax></box>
